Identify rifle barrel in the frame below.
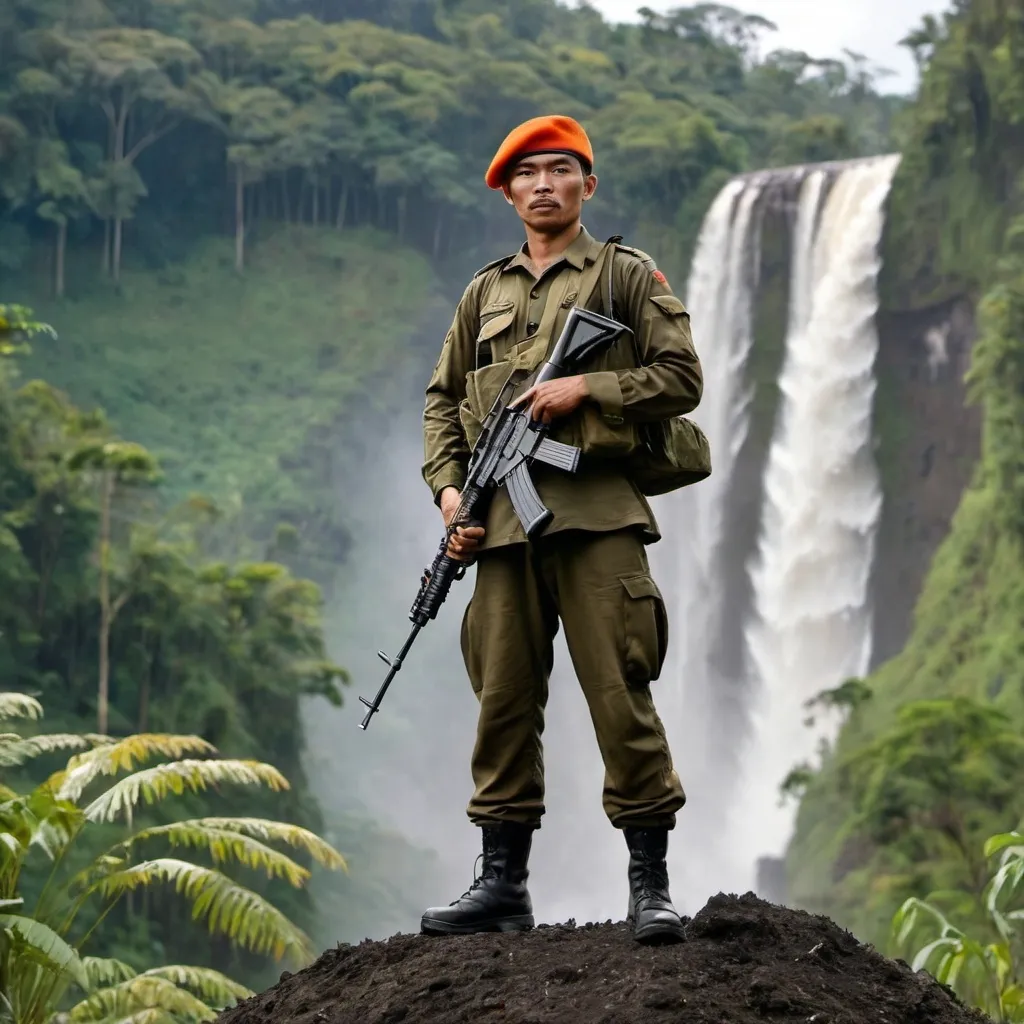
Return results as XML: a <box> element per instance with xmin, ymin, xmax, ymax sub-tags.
<box><xmin>358</xmin><ymin>623</ymin><xmax>422</xmax><ymax>729</ymax></box>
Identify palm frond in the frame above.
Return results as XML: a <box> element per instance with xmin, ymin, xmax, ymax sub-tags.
<box><xmin>92</xmin><ymin>859</ymin><xmax>314</xmax><ymax>962</ymax></box>
<box><xmin>106</xmin><ymin>1012</ymin><xmax>178</xmax><ymax>1024</ymax></box>
<box><xmin>0</xmin><ymin>913</ymin><xmax>88</xmax><ymax>988</ymax></box>
<box><xmin>83</xmin><ymin>760</ymin><xmax>289</xmax><ymax>823</ymax></box>
<box><xmin>0</xmin><ymin>692</ymin><xmax>43</xmax><ymax>721</ymax></box>
<box><xmin>0</xmin><ymin>733</ymin><xmax>102</xmax><ymax>768</ymax></box>
<box><xmin>67</xmin><ymin>975</ymin><xmax>215</xmax><ymax>1021</ymax></box>
<box><xmin>81</xmin><ymin>955</ymin><xmax>137</xmax><ymax>990</ymax></box>
<box><xmin>120</xmin><ymin>823</ymin><xmax>311</xmax><ymax>886</ymax></box>
<box><xmin>94</xmin><ymin>1012</ymin><xmax>176</xmax><ymax>1024</ymax></box>
<box><xmin>140</xmin><ymin>965</ymin><xmax>253</xmax><ymax>1005</ymax></box>
<box><xmin>186</xmin><ymin>818</ymin><xmax>347</xmax><ymax>872</ymax></box>
<box><xmin>53</xmin><ymin>735</ymin><xmax>219</xmax><ymax>804</ymax></box>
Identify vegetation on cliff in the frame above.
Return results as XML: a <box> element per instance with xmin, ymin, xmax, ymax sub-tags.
<box><xmin>786</xmin><ymin>0</ymin><xmax>1024</xmax><ymax>981</ymax></box>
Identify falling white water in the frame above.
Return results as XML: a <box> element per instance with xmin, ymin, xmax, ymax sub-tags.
<box><xmin>648</xmin><ymin>176</ymin><xmax>767</xmax><ymax>904</ymax></box>
<box><xmin>736</xmin><ymin>154</ymin><xmax>902</xmax><ymax>869</ymax></box>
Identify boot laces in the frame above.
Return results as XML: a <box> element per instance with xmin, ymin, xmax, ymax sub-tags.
<box><xmin>452</xmin><ymin>853</ymin><xmax>486</xmax><ymax>903</ymax></box>
<box><xmin>633</xmin><ymin>857</ymin><xmax>669</xmax><ymax>906</ymax></box>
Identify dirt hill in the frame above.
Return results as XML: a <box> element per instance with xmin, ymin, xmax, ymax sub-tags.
<box><xmin>217</xmin><ymin>893</ymin><xmax>992</xmax><ymax>1024</ymax></box>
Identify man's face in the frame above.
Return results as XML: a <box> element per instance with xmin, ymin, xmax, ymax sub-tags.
<box><xmin>503</xmin><ymin>153</ymin><xmax>597</xmax><ymax>232</ymax></box>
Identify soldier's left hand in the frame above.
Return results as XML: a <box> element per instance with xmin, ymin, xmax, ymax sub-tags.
<box><xmin>512</xmin><ymin>375</ymin><xmax>590</xmax><ymax>424</ymax></box>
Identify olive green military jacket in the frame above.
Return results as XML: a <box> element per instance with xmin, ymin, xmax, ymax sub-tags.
<box><xmin>422</xmin><ymin>226</ymin><xmax>703</xmax><ymax>551</ymax></box>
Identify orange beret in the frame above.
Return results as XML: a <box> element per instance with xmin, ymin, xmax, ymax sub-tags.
<box><xmin>485</xmin><ymin>115</ymin><xmax>594</xmax><ymax>190</ymax></box>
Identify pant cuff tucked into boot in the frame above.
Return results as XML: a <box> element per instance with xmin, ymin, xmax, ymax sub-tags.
<box><xmin>624</xmin><ymin>826</ymin><xmax>687</xmax><ymax>944</ymax></box>
<box><xmin>421</xmin><ymin>822</ymin><xmax>535</xmax><ymax>935</ymax></box>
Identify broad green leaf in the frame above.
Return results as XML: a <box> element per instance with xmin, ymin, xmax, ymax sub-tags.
<box><xmin>83</xmin><ymin>759</ymin><xmax>289</xmax><ymax>823</ymax></box>
<box><xmin>54</xmin><ymin>735</ymin><xmax>218</xmax><ymax>803</ymax></box>
<box><xmin>68</xmin><ymin>974</ymin><xmax>216</xmax><ymax>1021</ymax></box>
<box><xmin>91</xmin><ymin>858</ymin><xmax>314</xmax><ymax>962</ymax></box>
<box><xmin>0</xmin><ymin>733</ymin><xmax>100</xmax><ymax>768</ymax></box>
<box><xmin>141</xmin><ymin>964</ymin><xmax>253</xmax><ymax>1005</ymax></box>
<box><xmin>120</xmin><ymin>823</ymin><xmax>312</xmax><ymax>886</ymax></box>
<box><xmin>81</xmin><ymin>955</ymin><xmax>138</xmax><ymax>989</ymax></box>
<box><xmin>142</xmin><ymin>817</ymin><xmax>346</xmax><ymax>870</ymax></box>
<box><xmin>0</xmin><ymin>693</ymin><xmax>43</xmax><ymax>721</ymax></box>
<box><xmin>0</xmin><ymin>913</ymin><xmax>88</xmax><ymax>988</ymax></box>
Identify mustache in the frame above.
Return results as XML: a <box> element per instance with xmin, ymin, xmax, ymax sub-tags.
<box><xmin>529</xmin><ymin>197</ymin><xmax>559</xmax><ymax>209</ymax></box>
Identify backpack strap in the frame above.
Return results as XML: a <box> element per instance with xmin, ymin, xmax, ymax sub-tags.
<box><xmin>602</xmin><ymin>234</ymin><xmax>623</xmax><ymax>319</ymax></box>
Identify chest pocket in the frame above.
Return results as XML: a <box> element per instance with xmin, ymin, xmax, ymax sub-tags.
<box><xmin>475</xmin><ymin>299</ymin><xmax>517</xmax><ymax>369</ymax></box>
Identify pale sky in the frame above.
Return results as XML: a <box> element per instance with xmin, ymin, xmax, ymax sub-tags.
<box><xmin>585</xmin><ymin>0</ymin><xmax>949</xmax><ymax>93</ymax></box>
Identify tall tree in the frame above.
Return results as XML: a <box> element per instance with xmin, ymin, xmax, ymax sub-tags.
<box><xmin>65</xmin><ymin>439</ymin><xmax>160</xmax><ymax>735</ymax></box>
<box><xmin>53</xmin><ymin>27</ymin><xmax>208</xmax><ymax>280</ymax></box>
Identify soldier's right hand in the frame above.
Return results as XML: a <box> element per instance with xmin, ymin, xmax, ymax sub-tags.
<box><xmin>439</xmin><ymin>487</ymin><xmax>485</xmax><ymax>561</ymax></box>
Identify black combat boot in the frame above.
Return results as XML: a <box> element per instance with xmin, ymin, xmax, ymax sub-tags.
<box><xmin>421</xmin><ymin>822</ymin><xmax>535</xmax><ymax>935</ymax></box>
<box><xmin>624</xmin><ymin>826</ymin><xmax>687</xmax><ymax>944</ymax></box>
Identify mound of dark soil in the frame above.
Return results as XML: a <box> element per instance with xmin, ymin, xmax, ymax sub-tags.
<box><xmin>217</xmin><ymin>893</ymin><xmax>992</xmax><ymax>1024</ymax></box>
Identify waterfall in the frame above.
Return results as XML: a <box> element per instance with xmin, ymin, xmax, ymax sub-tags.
<box><xmin>651</xmin><ymin>154</ymin><xmax>900</xmax><ymax>902</ymax></box>
<box><xmin>736</xmin><ymin>154</ymin><xmax>901</xmax><ymax>868</ymax></box>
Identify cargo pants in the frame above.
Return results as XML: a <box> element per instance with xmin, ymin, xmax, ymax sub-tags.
<box><xmin>459</xmin><ymin>526</ymin><xmax>686</xmax><ymax>829</ymax></box>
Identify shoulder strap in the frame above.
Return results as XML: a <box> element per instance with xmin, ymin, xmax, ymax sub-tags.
<box><xmin>608</xmin><ymin>238</ymin><xmax>658</xmax><ymax>367</ymax></box>
<box><xmin>602</xmin><ymin>234</ymin><xmax>623</xmax><ymax>319</ymax></box>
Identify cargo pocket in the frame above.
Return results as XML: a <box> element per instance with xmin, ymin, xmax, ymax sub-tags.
<box><xmin>620</xmin><ymin>573</ymin><xmax>669</xmax><ymax>686</ymax></box>
<box><xmin>476</xmin><ymin>300</ymin><xmax>516</xmax><ymax>367</ymax></box>
<box><xmin>460</xmin><ymin>599</ymin><xmax>484</xmax><ymax>698</ymax></box>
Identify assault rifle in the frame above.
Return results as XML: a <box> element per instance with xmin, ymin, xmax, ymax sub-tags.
<box><xmin>358</xmin><ymin>306</ymin><xmax>631</xmax><ymax>730</ymax></box>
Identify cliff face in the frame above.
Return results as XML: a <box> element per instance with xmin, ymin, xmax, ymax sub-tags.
<box><xmin>869</xmin><ymin>295</ymin><xmax>982</xmax><ymax>667</ymax></box>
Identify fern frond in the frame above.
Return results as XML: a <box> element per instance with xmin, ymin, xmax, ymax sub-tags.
<box><xmin>53</xmin><ymin>735</ymin><xmax>219</xmax><ymax>803</ymax></box>
<box><xmin>186</xmin><ymin>818</ymin><xmax>347</xmax><ymax>872</ymax></box>
<box><xmin>0</xmin><ymin>913</ymin><xmax>88</xmax><ymax>988</ymax></box>
<box><xmin>0</xmin><ymin>733</ymin><xmax>101</xmax><ymax>768</ymax></box>
<box><xmin>140</xmin><ymin>965</ymin><xmax>253</xmax><ymax>1005</ymax></box>
<box><xmin>81</xmin><ymin>955</ymin><xmax>137</xmax><ymax>990</ymax></box>
<box><xmin>0</xmin><ymin>692</ymin><xmax>43</xmax><ymax>721</ymax></box>
<box><xmin>121</xmin><ymin>824</ymin><xmax>311</xmax><ymax>886</ymax></box>
<box><xmin>95</xmin><ymin>1012</ymin><xmax>176</xmax><ymax>1024</ymax></box>
<box><xmin>68</xmin><ymin>975</ymin><xmax>215</xmax><ymax>1021</ymax></box>
<box><xmin>84</xmin><ymin>760</ymin><xmax>290</xmax><ymax>823</ymax></box>
<box><xmin>92</xmin><ymin>859</ymin><xmax>313</xmax><ymax>962</ymax></box>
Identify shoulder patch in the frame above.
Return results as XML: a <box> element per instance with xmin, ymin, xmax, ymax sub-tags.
<box><xmin>473</xmin><ymin>253</ymin><xmax>516</xmax><ymax>279</ymax></box>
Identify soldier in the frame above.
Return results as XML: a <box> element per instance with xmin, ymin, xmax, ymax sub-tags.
<box><xmin>419</xmin><ymin>114</ymin><xmax>703</xmax><ymax>944</ymax></box>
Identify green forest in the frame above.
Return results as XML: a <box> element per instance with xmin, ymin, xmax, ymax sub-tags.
<box><xmin>2</xmin><ymin>0</ymin><xmax>1023</xmax><ymax>1019</ymax></box>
